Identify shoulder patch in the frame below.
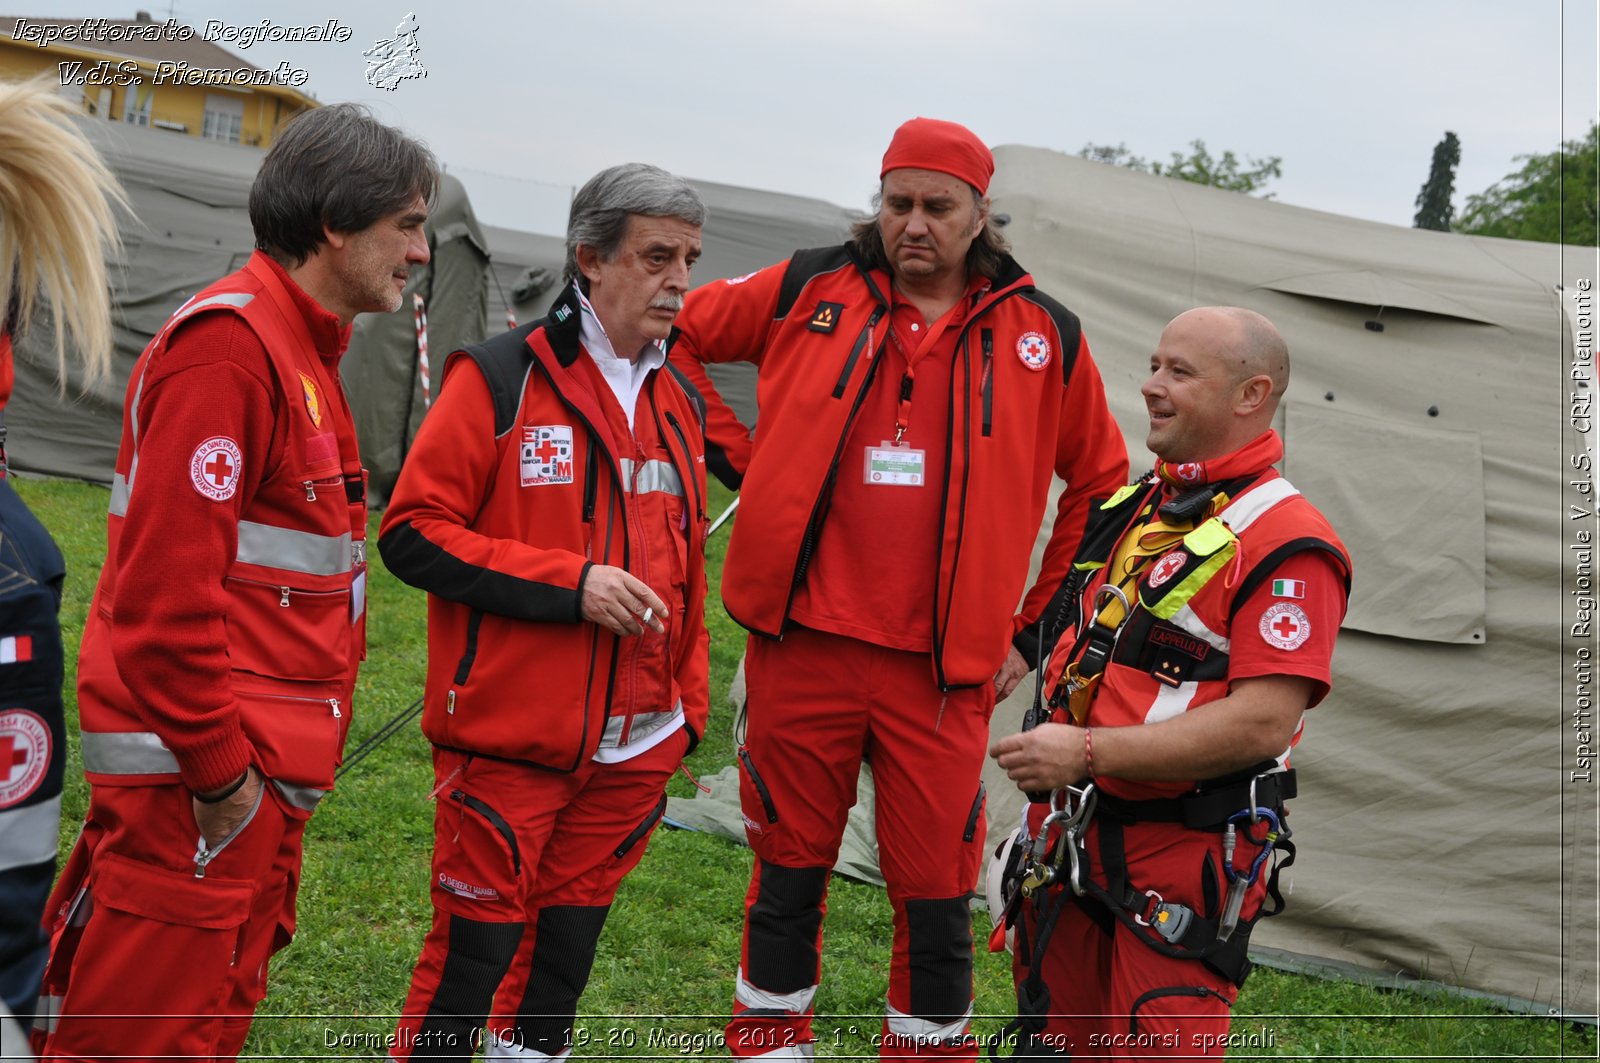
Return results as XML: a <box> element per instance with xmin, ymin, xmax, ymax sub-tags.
<box><xmin>1259</xmin><ymin>602</ymin><xmax>1311</xmax><ymax>650</ymax></box>
<box><xmin>1016</xmin><ymin>331</ymin><xmax>1051</xmax><ymax>371</ymax></box>
<box><xmin>809</xmin><ymin>301</ymin><xmax>844</xmax><ymax>334</ymax></box>
<box><xmin>1017</xmin><ymin>289</ymin><xmax>1082</xmax><ymax>384</ymax></box>
<box><xmin>190</xmin><ymin>437</ymin><xmax>243</xmax><ymax>501</ymax></box>
<box><xmin>0</xmin><ymin>709</ymin><xmax>50</xmax><ymax>808</ymax></box>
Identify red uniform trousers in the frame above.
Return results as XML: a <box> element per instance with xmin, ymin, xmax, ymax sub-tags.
<box><xmin>1009</xmin><ymin>816</ymin><xmax>1271</xmax><ymax>1061</ymax></box>
<box><xmin>730</xmin><ymin>627</ymin><xmax>992</xmax><ymax>1060</ymax></box>
<box><xmin>392</xmin><ymin>731</ymin><xmax>686</xmax><ymax>1062</ymax></box>
<box><xmin>33</xmin><ymin>781</ymin><xmax>308</xmax><ymax>1063</ymax></box>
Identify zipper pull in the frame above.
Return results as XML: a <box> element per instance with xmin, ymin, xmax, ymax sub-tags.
<box><xmin>446</xmin><ymin>690</ymin><xmax>456</xmax><ymax>715</ymax></box>
<box><xmin>303</xmin><ymin>481</ymin><xmax>316</xmax><ymax>501</ymax></box>
<box><xmin>193</xmin><ymin>842</ymin><xmax>212</xmax><ymax>879</ymax></box>
<box><xmin>330</xmin><ymin>698</ymin><xmax>342</xmax><ymax>719</ymax></box>
<box><xmin>279</xmin><ymin>587</ymin><xmax>291</xmax><ymax>607</ymax></box>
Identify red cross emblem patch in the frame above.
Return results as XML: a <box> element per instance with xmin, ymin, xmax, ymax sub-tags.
<box><xmin>1259</xmin><ymin>602</ymin><xmax>1311</xmax><ymax>651</ymax></box>
<box><xmin>1016</xmin><ymin>331</ymin><xmax>1051</xmax><ymax>371</ymax></box>
<box><xmin>0</xmin><ymin>709</ymin><xmax>50</xmax><ymax>809</ymax></box>
<box><xmin>189</xmin><ymin>436</ymin><xmax>243</xmax><ymax>501</ymax></box>
<box><xmin>520</xmin><ymin>425</ymin><xmax>575</xmax><ymax>487</ymax></box>
<box><xmin>1147</xmin><ymin>552</ymin><xmax>1188</xmax><ymax>588</ymax></box>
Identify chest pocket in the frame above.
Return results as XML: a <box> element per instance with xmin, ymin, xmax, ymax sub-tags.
<box><xmin>225</xmin><ymin>449</ymin><xmax>357</xmax><ymax>684</ymax></box>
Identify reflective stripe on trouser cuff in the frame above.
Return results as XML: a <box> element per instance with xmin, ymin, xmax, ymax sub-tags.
<box><xmin>485</xmin><ymin>1041</ymin><xmax>571</xmax><ymax>1061</ymax></box>
<box><xmin>618</xmin><ymin>458</ymin><xmax>685</xmax><ymax>499</ymax></box>
<box><xmin>271</xmin><ymin>778</ymin><xmax>329</xmax><ymax>811</ymax></box>
<box><xmin>734</xmin><ymin>968</ymin><xmax>817</xmax><ymax>1014</ymax></box>
<box><xmin>884</xmin><ymin>1003</ymin><xmax>974</xmax><ymax>1044</ymax></box>
<box><xmin>0</xmin><ymin>794</ymin><xmax>62</xmax><ymax>871</ymax></box>
<box><xmin>748</xmin><ymin>1046</ymin><xmax>814</xmax><ymax>1060</ymax></box>
<box><xmin>236</xmin><ymin>520</ymin><xmax>354</xmax><ymax>577</ymax></box>
<box><xmin>37</xmin><ymin>993</ymin><xmax>63</xmax><ymax>1034</ymax></box>
<box><xmin>80</xmin><ymin>730</ymin><xmax>180</xmax><ymax>775</ymax></box>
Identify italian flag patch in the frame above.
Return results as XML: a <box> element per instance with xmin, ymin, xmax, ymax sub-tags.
<box><xmin>1271</xmin><ymin>578</ymin><xmax>1306</xmax><ymax>599</ymax></box>
<box><xmin>0</xmin><ymin>635</ymin><xmax>33</xmax><ymax>663</ymax></box>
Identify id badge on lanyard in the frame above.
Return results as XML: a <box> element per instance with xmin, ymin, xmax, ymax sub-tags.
<box><xmin>864</xmin><ymin>441</ymin><xmax>926</xmax><ymax>486</ymax></box>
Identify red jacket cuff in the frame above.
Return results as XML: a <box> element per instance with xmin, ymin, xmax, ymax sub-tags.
<box><xmin>170</xmin><ymin>725</ymin><xmax>254</xmax><ymax>794</ymax></box>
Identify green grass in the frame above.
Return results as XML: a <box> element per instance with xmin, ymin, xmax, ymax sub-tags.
<box><xmin>21</xmin><ymin>475</ymin><xmax>1596</xmax><ymax>1060</ymax></box>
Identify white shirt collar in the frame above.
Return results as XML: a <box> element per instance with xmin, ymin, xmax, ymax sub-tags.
<box><xmin>574</xmin><ymin>285</ymin><xmax>667</xmax><ymax>373</ymax></box>
<box><xmin>573</xmin><ymin>285</ymin><xmax>664</xmax><ymax>430</ymax></box>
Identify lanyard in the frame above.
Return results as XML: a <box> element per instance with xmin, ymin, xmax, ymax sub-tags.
<box><xmin>885</xmin><ymin>296</ymin><xmax>964</xmax><ymax>446</ymax></box>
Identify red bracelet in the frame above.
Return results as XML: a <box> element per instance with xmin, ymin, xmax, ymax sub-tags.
<box><xmin>1084</xmin><ymin>726</ymin><xmax>1096</xmax><ymax>781</ymax></box>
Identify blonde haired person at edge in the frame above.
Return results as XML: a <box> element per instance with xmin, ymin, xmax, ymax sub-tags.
<box><xmin>0</xmin><ymin>78</ymin><xmax>126</xmax><ymax>1040</ymax></box>
<box><xmin>990</xmin><ymin>307</ymin><xmax>1351</xmax><ymax>1059</ymax></box>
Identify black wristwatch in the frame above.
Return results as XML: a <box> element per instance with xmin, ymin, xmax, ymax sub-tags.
<box><xmin>194</xmin><ymin>770</ymin><xmax>249</xmax><ymax>804</ymax></box>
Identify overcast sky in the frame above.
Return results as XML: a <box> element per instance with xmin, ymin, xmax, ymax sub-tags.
<box><xmin>32</xmin><ymin>1</ymin><xmax>1600</xmax><ymax>235</ymax></box>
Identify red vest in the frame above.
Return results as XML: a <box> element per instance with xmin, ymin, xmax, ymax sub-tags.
<box><xmin>77</xmin><ymin>255</ymin><xmax>366</xmax><ymax>804</ymax></box>
<box><xmin>1065</xmin><ymin>472</ymin><xmax>1350</xmax><ymax>801</ymax></box>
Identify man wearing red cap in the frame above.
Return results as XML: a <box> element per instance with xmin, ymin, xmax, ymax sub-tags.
<box><xmin>670</xmin><ymin>117</ymin><xmax>1127</xmax><ymax>1059</ymax></box>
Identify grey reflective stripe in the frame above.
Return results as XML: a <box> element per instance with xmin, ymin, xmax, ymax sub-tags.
<box><xmin>1223</xmin><ymin>478</ymin><xmax>1300</xmax><ymax>532</ymax></box>
<box><xmin>271</xmin><ymin>778</ymin><xmax>329</xmax><ymax>811</ymax></box>
<box><xmin>236</xmin><ymin>520</ymin><xmax>354</xmax><ymax>577</ymax></box>
<box><xmin>152</xmin><ymin>291</ymin><xmax>255</xmax><ymax>348</ymax></box>
<box><xmin>37</xmin><ymin>992</ymin><xmax>63</xmax><ymax>1034</ymax></box>
<box><xmin>110</xmin><ymin>472</ymin><xmax>130</xmax><ymax>517</ymax></box>
<box><xmin>1168</xmin><ymin>602</ymin><xmax>1230</xmax><ymax>653</ymax></box>
<box><xmin>884</xmin><ymin>1003</ymin><xmax>973</xmax><ymax>1043</ymax></box>
<box><xmin>734</xmin><ymin>966</ymin><xmax>818</xmax><ymax>1014</ymax></box>
<box><xmin>80</xmin><ymin>730</ymin><xmax>180</xmax><ymax>775</ymax></box>
<box><xmin>618</xmin><ymin>458</ymin><xmax>685</xmax><ymax>499</ymax></box>
<box><xmin>599</xmin><ymin>709</ymin><xmax>676</xmax><ymax>748</ymax></box>
<box><xmin>0</xmin><ymin>794</ymin><xmax>62</xmax><ymax>871</ymax></box>
<box><xmin>128</xmin><ymin>361</ymin><xmax>148</xmax><ymax>448</ymax></box>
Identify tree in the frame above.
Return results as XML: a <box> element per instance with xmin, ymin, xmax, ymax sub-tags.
<box><xmin>1413</xmin><ymin>131</ymin><xmax>1460</xmax><ymax>231</ymax></box>
<box><xmin>1456</xmin><ymin>122</ymin><xmax>1599</xmax><ymax>245</ymax></box>
<box><xmin>1078</xmin><ymin>138</ymin><xmax>1283</xmax><ymax>197</ymax></box>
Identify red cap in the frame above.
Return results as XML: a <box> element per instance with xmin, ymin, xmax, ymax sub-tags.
<box><xmin>880</xmin><ymin>117</ymin><xmax>994</xmax><ymax>195</ymax></box>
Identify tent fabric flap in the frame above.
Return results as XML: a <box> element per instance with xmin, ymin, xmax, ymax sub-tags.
<box><xmin>1284</xmin><ymin>401</ymin><xmax>1487</xmax><ymax>644</ymax></box>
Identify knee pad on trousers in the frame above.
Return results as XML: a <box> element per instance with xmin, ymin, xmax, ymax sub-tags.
<box><xmin>508</xmin><ymin>905</ymin><xmax>611</xmax><ymax>1054</ymax></box>
<box><xmin>413</xmin><ymin>916</ymin><xmax>524</xmax><ymax>1060</ymax></box>
<box><xmin>747</xmin><ymin>862</ymin><xmax>828</xmax><ymax>994</ymax></box>
<box><xmin>903</xmin><ymin>896</ymin><xmax>973</xmax><ymax>1022</ymax></box>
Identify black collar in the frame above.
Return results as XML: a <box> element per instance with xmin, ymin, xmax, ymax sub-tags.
<box><xmin>541</xmin><ymin>281</ymin><xmax>585</xmax><ymax>368</ymax></box>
